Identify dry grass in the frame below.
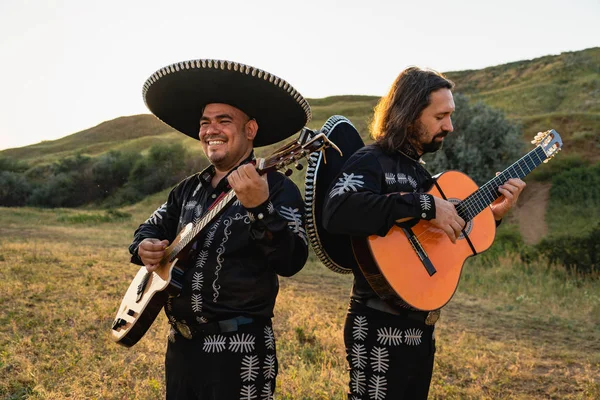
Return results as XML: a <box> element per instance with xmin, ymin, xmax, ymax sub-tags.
<box><xmin>1</xmin><ymin>205</ymin><xmax>598</xmax><ymax>399</ymax></box>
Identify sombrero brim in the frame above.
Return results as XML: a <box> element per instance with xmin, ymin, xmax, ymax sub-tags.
<box><xmin>142</xmin><ymin>59</ymin><xmax>311</xmax><ymax>147</ymax></box>
<box><xmin>304</xmin><ymin>115</ymin><xmax>365</xmax><ymax>274</ymax></box>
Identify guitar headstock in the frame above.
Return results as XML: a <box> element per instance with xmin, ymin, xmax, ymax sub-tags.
<box><xmin>256</xmin><ymin>127</ymin><xmax>341</xmax><ymax>176</ymax></box>
<box><xmin>531</xmin><ymin>129</ymin><xmax>562</xmax><ymax>163</ymax></box>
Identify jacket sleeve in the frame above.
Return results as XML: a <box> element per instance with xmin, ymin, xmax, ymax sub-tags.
<box><xmin>128</xmin><ymin>185</ymin><xmax>183</xmax><ymax>266</ymax></box>
<box><xmin>322</xmin><ymin>151</ymin><xmax>436</xmax><ymax>237</ymax></box>
<box><xmin>245</xmin><ymin>173</ymin><xmax>308</xmax><ymax>277</ymax></box>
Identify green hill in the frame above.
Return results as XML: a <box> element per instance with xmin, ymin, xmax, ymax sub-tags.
<box><xmin>2</xmin><ymin>47</ymin><xmax>597</xmax><ymax>165</ymax></box>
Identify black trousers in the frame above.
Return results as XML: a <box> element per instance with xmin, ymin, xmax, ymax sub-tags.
<box><xmin>344</xmin><ymin>300</ymin><xmax>436</xmax><ymax>400</ymax></box>
<box><xmin>165</xmin><ymin>319</ymin><xmax>277</xmax><ymax>400</ymax></box>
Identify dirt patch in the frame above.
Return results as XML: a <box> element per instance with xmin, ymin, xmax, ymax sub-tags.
<box><xmin>508</xmin><ymin>181</ymin><xmax>552</xmax><ymax>244</ymax></box>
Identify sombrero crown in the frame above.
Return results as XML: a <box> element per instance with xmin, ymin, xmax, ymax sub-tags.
<box><xmin>142</xmin><ymin>59</ymin><xmax>312</xmax><ymax>147</ymax></box>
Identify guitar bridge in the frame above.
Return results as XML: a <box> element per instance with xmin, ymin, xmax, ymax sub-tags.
<box><xmin>136</xmin><ymin>271</ymin><xmax>151</xmax><ymax>303</ymax></box>
<box><xmin>402</xmin><ymin>227</ymin><xmax>437</xmax><ymax>276</ymax></box>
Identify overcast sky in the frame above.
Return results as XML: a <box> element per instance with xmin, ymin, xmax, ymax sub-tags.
<box><xmin>0</xmin><ymin>0</ymin><xmax>598</xmax><ymax>150</ymax></box>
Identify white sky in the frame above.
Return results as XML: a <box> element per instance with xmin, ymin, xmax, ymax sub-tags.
<box><xmin>0</xmin><ymin>0</ymin><xmax>598</xmax><ymax>151</ymax></box>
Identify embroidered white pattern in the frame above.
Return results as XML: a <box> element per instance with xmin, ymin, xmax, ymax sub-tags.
<box><xmin>233</xmin><ymin>199</ymin><xmax>242</xmax><ymax>207</ymax></box>
<box><xmin>351</xmin><ymin>343</ymin><xmax>367</xmax><ymax>369</ymax></box>
<box><xmin>184</xmin><ymin>200</ymin><xmax>198</xmax><ymax>212</ymax></box>
<box><xmin>407</xmin><ymin>175</ymin><xmax>418</xmax><ymax>189</ymax></box>
<box><xmin>368</xmin><ymin>375</ymin><xmax>387</xmax><ymax>400</ymax></box>
<box><xmin>214</xmin><ymin>214</ymin><xmax>249</xmax><ymax>302</ymax></box>
<box><xmin>329</xmin><ymin>173</ymin><xmax>365</xmax><ymax>198</ymax></box>
<box><xmin>263</xmin><ymin>354</ymin><xmax>276</xmax><ymax>379</ymax></box>
<box><xmin>260</xmin><ymin>383</ymin><xmax>273</xmax><ymax>400</ymax></box>
<box><xmin>264</xmin><ymin>326</ymin><xmax>275</xmax><ymax>350</ymax></box>
<box><xmin>240</xmin><ymin>355</ymin><xmax>260</xmax><ymax>382</ymax></box>
<box><xmin>192</xmin><ymin>182</ymin><xmax>202</xmax><ymax>197</ymax></box>
<box><xmin>145</xmin><ymin>203</ymin><xmax>167</xmax><ymax>225</ymax></box>
<box><xmin>279</xmin><ymin>206</ymin><xmax>307</xmax><ymax>245</ymax></box>
<box><xmin>203</xmin><ymin>221</ymin><xmax>220</xmax><ymax>248</ymax></box>
<box><xmin>191</xmin><ymin>293</ymin><xmax>202</xmax><ymax>312</ymax></box>
<box><xmin>384</xmin><ymin>172</ymin><xmax>397</xmax><ymax>185</ymax></box>
<box><xmin>203</xmin><ymin>335</ymin><xmax>226</xmax><ymax>353</ymax></box>
<box><xmin>397</xmin><ymin>173</ymin><xmax>408</xmax><ymax>185</ymax></box>
<box><xmin>404</xmin><ymin>328</ymin><xmax>423</xmax><ymax>346</ymax></box>
<box><xmin>168</xmin><ymin>329</ymin><xmax>176</xmax><ymax>343</ymax></box>
<box><xmin>370</xmin><ymin>347</ymin><xmax>390</xmax><ymax>373</ymax></box>
<box><xmin>267</xmin><ymin>201</ymin><xmax>275</xmax><ymax>214</ymax></box>
<box><xmin>229</xmin><ymin>333</ymin><xmax>256</xmax><ymax>353</ymax></box>
<box><xmin>240</xmin><ymin>385</ymin><xmax>257</xmax><ymax>400</ymax></box>
<box><xmin>420</xmin><ymin>195</ymin><xmax>432</xmax><ymax>211</ymax></box>
<box><xmin>351</xmin><ymin>369</ymin><xmax>366</xmax><ymax>395</ymax></box>
<box><xmin>195</xmin><ymin>250</ymin><xmax>209</xmax><ymax>268</ymax></box>
<box><xmin>192</xmin><ymin>271</ymin><xmax>204</xmax><ymax>291</ymax></box>
<box><xmin>352</xmin><ymin>316</ymin><xmax>368</xmax><ymax>341</ymax></box>
<box><xmin>377</xmin><ymin>327</ymin><xmax>403</xmax><ymax>346</ymax></box>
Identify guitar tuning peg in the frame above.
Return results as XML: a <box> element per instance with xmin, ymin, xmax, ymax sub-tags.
<box><xmin>285</xmin><ymin>169</ymin><xmax>293</xmax><ymax>176</ymax></box>
<box><xmin>295</xmin><ymin>163</ymin><xmax>303</xmax><ymax>171</ymax></box>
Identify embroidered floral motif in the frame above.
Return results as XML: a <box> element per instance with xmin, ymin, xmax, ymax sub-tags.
<box><xmin>229</xmin><ymin>333</ymin><xmax>256</xmax><ymax>353</ymax></box>
<box><xmin>397</xmin><ymin>173</ymin><xmax>408</xmax><ymax>185</ymax></box>
<box><xmin>384</xmin><ymin>172</ymin><xmax>397</xmax><ymax>185</ymax></box>
<box><xmin>195</xmin><ymin>250</ymin><xmax>209</xmax><ymax>268</ymax></box>
<box><xmin>203</xmin><ymin>334</ymin><xmax>227</xmax><ymax>353</ymax></box>
<box><xmin>329</xmin><ymin>173</ymin><xmax>365</xmax><ymax>198</ymax></box>
<box><xmin>351</xmin><ymin>343</ymin><xmax>367</xmax><ymax>369</ymax></box>
<box><xmin>214</xmin><ymin>214</ymin><xmax>249</xmax><ymax>302</ymax></box>
<box><xmin>192</xmin><ymin>271</ymin><xmax>204</xmax><ymax>291</ymax></box>
<box><xmin>266</xmin><ymin>202</ymin><xmax>275</xmax><ymax>214</ymax></box>
<box><xmin>279</xmin><ymin>206</ymin><xmax>307</xmax><ymax>245</ymax></box>
<box><xmin>407</xmin><ymin>175</ymin><xmax>418</xmax><ymax>189</ymax></box>
<box><xmin>191</xmin><ymin>293</ymin><xmax>202</xmax><ymax>312</ymax></box>
<box><xmin>420</xmin><ymin>195</ymin><xmax>432</xmax><ymax>211</ymax></box>
<box><xmin>404</xmin><ymin>328</ymin><xmax>423</xmax><ymax>346</ymax></box>
<box><xmin>370</xmin><ymin>347</ymin><xmax>390</xmax><ymax>373</ymax></box>
<box><xmin>145</xmin><ymin>203</ymin><xmax>167</xmax><ymax>225</ymax></box>
<box><xmin>377</xmin><ymin>327</ymin><xmax>403</xmax><ymax>346</ymax></box>
<box><xmin>368</xmin><ymin>375</ymin><xmax>388</xmax><ymax>400</ymax></box>
<box><xmin>240</xmin><ymin>355</ymin><xmax>260</xmax><ymax>382</ymax></box>
<box><xmin>264</xmin><ymin>326</ymin><xmax>275</xmax><ymax>350</ymax></box>
<box><xmin>263</xmin><ymin>354</ymin><xmax>276</xmax><ymax>380</ymax></box>
<box><xmin>351</xmin><ymin>369</ymin><xmax>366</xmax><ymax>396</ymax></box>
<box><xmin>239</xmin><ymin>384</ymin><xmax>257</xmax><ymax>400</ymax></box>
<box><xmin>260</xmin><ymin>383</ymin><xmax>273</xmax><ymax>400</ymax></box>
<box><xmin>353</xmin><ymin>316</ymin><xmax>368</xmax><ymax>341</ymax></box>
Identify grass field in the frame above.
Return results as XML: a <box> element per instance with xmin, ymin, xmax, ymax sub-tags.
<box><xmin>1</xmin><ymin>201</ymin><xmax>599</xmax><ymax>400</ymax></box>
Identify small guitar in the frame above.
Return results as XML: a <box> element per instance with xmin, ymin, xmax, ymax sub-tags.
<box><xmin>352</xmin><ymin>129</ymin><xmax>562</xmax><ymax>311</ymax></box>
<box><xmin>111</xmin><ymin>128</ymin><xmax>340</xmax><ymax>347</ymax></box>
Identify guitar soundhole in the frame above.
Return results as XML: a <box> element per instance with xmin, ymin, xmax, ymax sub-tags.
<box><xmin>448</xmin><ymin>198</ymin><xmax>473</xmax><ymax>239</ymax></box>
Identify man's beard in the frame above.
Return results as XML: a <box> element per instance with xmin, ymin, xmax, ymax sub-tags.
<box><xmin>410</xmin><ymin>122</ymin><xmax>449</xmax><ymax>154</ymax></box>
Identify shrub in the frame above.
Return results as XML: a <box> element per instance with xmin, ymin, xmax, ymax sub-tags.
<box><xmin>0</xmin><ymin>171</ymin><xmax>32</xmax><ymax>206</ymax></box>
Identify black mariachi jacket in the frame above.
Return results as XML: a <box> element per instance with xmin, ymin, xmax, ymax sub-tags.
<box><xmin>129</xmin><ymin>155</ymin><xmax>308</xmax><ymax>326</ymax></box>
<box><xmin>322</xmin><ymin>143</ymin><xmax>437</xmax><ymax>304</ymax></box>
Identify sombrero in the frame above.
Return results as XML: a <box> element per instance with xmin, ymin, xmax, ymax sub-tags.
<box><xmin>142</xmin><ymin>59</ymin><xmax>312</xmax><ymax>147</ymax></box>
<box><xmin>304</xmin><ymin>115</ymin><xmax>365</xmax><ymax>274</ymax></box>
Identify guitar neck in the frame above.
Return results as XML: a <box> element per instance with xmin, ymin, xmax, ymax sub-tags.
<box><xmin>165</xmin><ymin>190</ymin><xmax>237</xmax><ymax>261</ymax></box>
<box><xmin>456</xmin><ymin>145</ymin><xmax>547</xmax><ymax>222</ymax></box>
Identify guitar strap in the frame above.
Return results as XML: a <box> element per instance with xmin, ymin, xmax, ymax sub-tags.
<box><xmin>433</xmin><ymin>180</ymin><xmax>478</xmax><ymax>256</ymax></box>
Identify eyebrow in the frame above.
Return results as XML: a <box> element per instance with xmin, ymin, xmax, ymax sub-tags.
<box><xmin>200</xmin><ymin>113</ymin><xmax>234</xmax><ymax>121</ymax></box>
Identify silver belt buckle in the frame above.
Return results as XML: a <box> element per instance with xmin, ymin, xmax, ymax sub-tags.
<box><xmin>175</xmin><ymin>322</ymin><xmax>193</xmax><ymax>339</ymax></box>
<box><xmin>425</xmin><ymin>309</ymin><xmax>441</xmax><ymax>325</ymax></box>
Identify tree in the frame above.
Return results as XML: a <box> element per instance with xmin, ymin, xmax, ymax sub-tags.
<box><xmin>423</xmin><ymin>94</ymin><xmax>524</xmax><ymax>185</ymax></box>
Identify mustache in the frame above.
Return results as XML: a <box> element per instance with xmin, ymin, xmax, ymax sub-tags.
<box><xmin>433</xmin><ymin>131</ymin><xmax>450</xmax><ymax>140</ymax></box>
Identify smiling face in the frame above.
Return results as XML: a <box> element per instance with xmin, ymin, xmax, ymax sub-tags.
<box><xmin>198</xmin><ymin>103</ymin><xmax>258</xmax><ymax>173</ymax></box>
<box><xmin>410</xmin><ymin>88</ymin><xmax>455</xmax><ymax>155</ymax></box>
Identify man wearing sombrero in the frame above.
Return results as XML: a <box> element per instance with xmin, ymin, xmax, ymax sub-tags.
<box><xmin>128</xmin><ymin>59</ymin><xmax>311</xmax><ymax>399</ymax></box>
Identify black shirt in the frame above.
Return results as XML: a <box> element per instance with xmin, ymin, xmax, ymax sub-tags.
<box><xmin>129</xmin><ymin>155</ymin><xmax>308</xmax><ymax>326</ymax></box>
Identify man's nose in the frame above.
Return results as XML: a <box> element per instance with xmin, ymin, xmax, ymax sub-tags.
<box><xmin>445</xmin><ymin>118</ymin><xmax>454</xmax><ymax>133</ymax></box>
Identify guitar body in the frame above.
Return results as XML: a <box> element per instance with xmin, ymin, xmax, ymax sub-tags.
<box><xmin>352</xmin><ymin>170</ymin><xmax>497</xmax><ymax>311</ymax></box>
<box><xmin>111</xmin><ymin>259</ymin><xmax>185</xmax><ymax>347</ymax></box>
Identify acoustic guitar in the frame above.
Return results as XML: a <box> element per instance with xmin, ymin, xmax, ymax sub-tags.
<box><xmin>111</xmin><ymin>128</ymin><xmax>339</xmax><ymax>347</ymax></box>
<box><xmin>352</xmin><ymin>129</ymin><xmax>562</xmax><ymax>311</ymax></box>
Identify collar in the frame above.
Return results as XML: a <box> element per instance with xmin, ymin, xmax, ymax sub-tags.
<box><xmin>199</xmin><ymin>151</ymin><xmax>256</xmax><ymax>189</ymax></box>
<box><xmin>399</xmin><ymin>141</ymin><xmax>426</xmax><ymax>165</ymax></box>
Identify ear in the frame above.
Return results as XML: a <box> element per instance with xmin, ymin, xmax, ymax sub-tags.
<box><xmin>245</xmin><ymin>119</ymin><xmax>259</xmax><ymax>141</ymax></box>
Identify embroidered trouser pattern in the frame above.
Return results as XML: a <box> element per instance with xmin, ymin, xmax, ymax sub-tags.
<box><xmin>344</xmin><ymin>301</ymin><xmax>436</xmax><ymax>400</ymax></box>
<box><xmin>165</xmin><ymin>320</ymin><xmax>277</xmax><ymax>400</ymax></box>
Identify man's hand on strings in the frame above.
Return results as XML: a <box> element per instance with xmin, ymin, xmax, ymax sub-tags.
<box><xmin>138</xmin><ymin>238</ymin><xmax>170</xmax><ymax>272</ymax></box>
<box><xmin>228</xmin><ymin>163</ymin><xmax>269</xmax><ymax>208</ymax></box>
<box><xmin>490</xmin><ymin>177</ymin><xmax>526</xmax><ymax>220</ymax></box>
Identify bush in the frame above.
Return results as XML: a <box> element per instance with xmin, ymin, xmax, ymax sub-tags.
<box><xmin>0</xmin><ymin>171</ymin><xmax>32</xmax><ymax>206</ymax></box>
<box><xmin>533</xmin><ymin>224</ymin><xmax>600</xmax><ymax>275</ymax></box>
<box><xmin>92</xmin><ymin>150</ymin><xmax>140</xmax><ymax>199</ymax></box>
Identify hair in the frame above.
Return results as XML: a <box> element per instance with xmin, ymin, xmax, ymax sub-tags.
<box><xmin>370</xmin><ymin>67</ymin><xmax>454</xmax><ymax>153</ymax></box>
